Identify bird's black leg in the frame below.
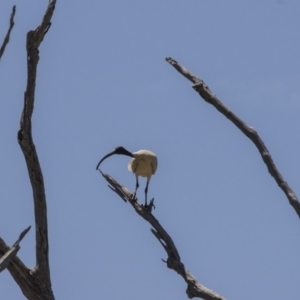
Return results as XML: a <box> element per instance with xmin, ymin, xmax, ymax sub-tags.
<box><xmin>132</xmin><ymin>177</ymin><xmax>139</xmax><ymax>199</ymax></box>
<box><xmin>144</xmin><ymin>180</ymin><xmax>149</xmax><ymax>207</ymax></box>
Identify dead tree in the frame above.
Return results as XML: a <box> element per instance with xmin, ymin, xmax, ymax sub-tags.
<box><xmin>0</xmin><ymin>1</ymin><xmax>56</xmax><ymax>299</ymax></box>
<box><xmin>1</xmin><ymin>2</ymin><xmax>299</xmax><ymax>300</ymax></box>
<box><xmin>96</xmin><ymin>57</ymin><xmax>300</xmax><ymax>300</ymax></box>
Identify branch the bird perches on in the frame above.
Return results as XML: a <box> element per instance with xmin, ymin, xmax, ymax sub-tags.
<box><xmin>96</xmin><ymin>146</ymin><xmax>157</xmax><ymax>211</ymax></box>
<box><xmin>97</xmin><ymin>170</ymin><xmax>226</xmax><ymax>300</ymax></box>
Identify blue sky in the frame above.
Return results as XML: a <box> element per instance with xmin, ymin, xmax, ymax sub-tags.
<box><xmin>1</xmin><ymin>1</ymin><xmax>300</xmax><ymax>299</ymax></box>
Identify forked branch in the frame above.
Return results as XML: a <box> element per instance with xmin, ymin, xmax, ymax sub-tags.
<box><xmin>0</xmin><ymin>237</ymin><xmax>32</xmax><ymax>291</ymax></box>
<box><xmin>166</xmin><ymin>57</ymin><xmax>300</xmax><ymax>219</ymax></box>
<box><xmin>98</xmin><ymin>170</ymin><xmax>226</xmax><ymax>300</ymax></box>
<box><xmin>0</xmin><ymin>1</ymin><xmax>56</xmax><ymax>299</ymax></box>
<box><xmin>0</xmin><ymin>226</ymin><xmax>31</xmax><ymax>273</ymax></box>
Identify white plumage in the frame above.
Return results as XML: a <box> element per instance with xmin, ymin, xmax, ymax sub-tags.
<box><xmin>96</xmin><ymin>147</ymin><xmax>158</xmax><ymax>209</ymax></box>
<box><xmin>128</xmin><ymin>150</ymin><xmax>158</xmax><ymax>178</ymax></box>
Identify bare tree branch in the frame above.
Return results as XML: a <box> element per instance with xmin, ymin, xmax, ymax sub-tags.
<box><xmin>0</xmin><ymin>1</ymin><xmax>56</xmax><ymax>299</ymax></box>
<box><xmin>0</xmin><ymin>5</ymin><xmax>16</xmax><ymax>61</ymax></box>
<box><xmin>0</xmin><ymin>238</ymin><xmax>34</xmax><ymax>295</ymax></box>
<box><xmin>166</xmin><ymin>57</ymin><xmax>300</xmax><ymax>219</ymax></box>
<box><xmin>0</xmin><ymin>236</ymin><xmax>53</xmax><ymax>300</ymax></box>
<box><xmin>98</xmin><ymin>170</ymin><xmax>226</xmax><ymax>300</ymax></box>
<box><xmin>0</xmin><ymin>226</ymin><xmax>31</xmax><ymax>273</ymax></box>
<box><xmin>17</xmin><ymin>1</ymin><xmax>56</xmax><ymax>285</ymax></box>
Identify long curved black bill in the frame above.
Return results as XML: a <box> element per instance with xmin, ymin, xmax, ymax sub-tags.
<box><xmin>96</xmin><ymin>151</ymin><xmax>115</xmax><ymax>170</ymax></box>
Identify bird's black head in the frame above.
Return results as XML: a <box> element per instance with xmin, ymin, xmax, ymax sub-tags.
<box><xmin>113</xmin><ymin>146</ymin><xmax>133</xmax><ymax>157</ymax></box>
<box><xmin>96</xmin><ymin>146</ymin><xmax>133</xmax><ymax>170</ymax></box>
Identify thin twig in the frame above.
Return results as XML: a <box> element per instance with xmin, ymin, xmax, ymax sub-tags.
<box><xmin>166</xmin><ymin>57</ymin><xmax>300</xmax><ymax>219</ymax></box>
<box><xmin>0</xmin><ymin>5</ymin><xmax>16</xmax><ymax>61</ymax></box>
<box><xmin>98</xmin><ymin>171</ymin><xmax>226</xmax><ymax>300</ymax></box>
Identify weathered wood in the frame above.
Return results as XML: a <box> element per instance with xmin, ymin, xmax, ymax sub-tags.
<box><xmin>166</xmin><ymin>57</ymin><xmax>300</xmax><ymax>219</ymax></box>
<box><xmin>0</xmin><ymin>226</ymin><xmax>31</xmax><ymax>273</ymax></box>
<box><xmin>0</xmin><ymin>1</ymin><xmax>57</xmax><ymax>299</ymax></box>
<box><xmin>98</xmin><ymin>170</ymin><xmax>226</xmax><ymax>300</ymax></box>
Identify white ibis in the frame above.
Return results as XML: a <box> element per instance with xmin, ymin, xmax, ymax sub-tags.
<box><xmin>96</xmin><ymin>146</ymin><xmax>158</xmax><ymax>208</ymax></box>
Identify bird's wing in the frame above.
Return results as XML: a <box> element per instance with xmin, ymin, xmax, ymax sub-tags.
<box><xmin>151</xmin><ymin>158</ymin><xmax>158</xmax><ymax>175</ymax></box>
<box><xmin>128</xmin><ymin>158</ymin><xmax>138</xmax><ymax>173</ymax></box>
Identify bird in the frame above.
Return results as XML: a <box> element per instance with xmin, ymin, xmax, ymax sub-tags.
<box><xmin>96</xmin><ymin>146</ymin><xmax>158</xmax><ymax>209</ymax></box>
